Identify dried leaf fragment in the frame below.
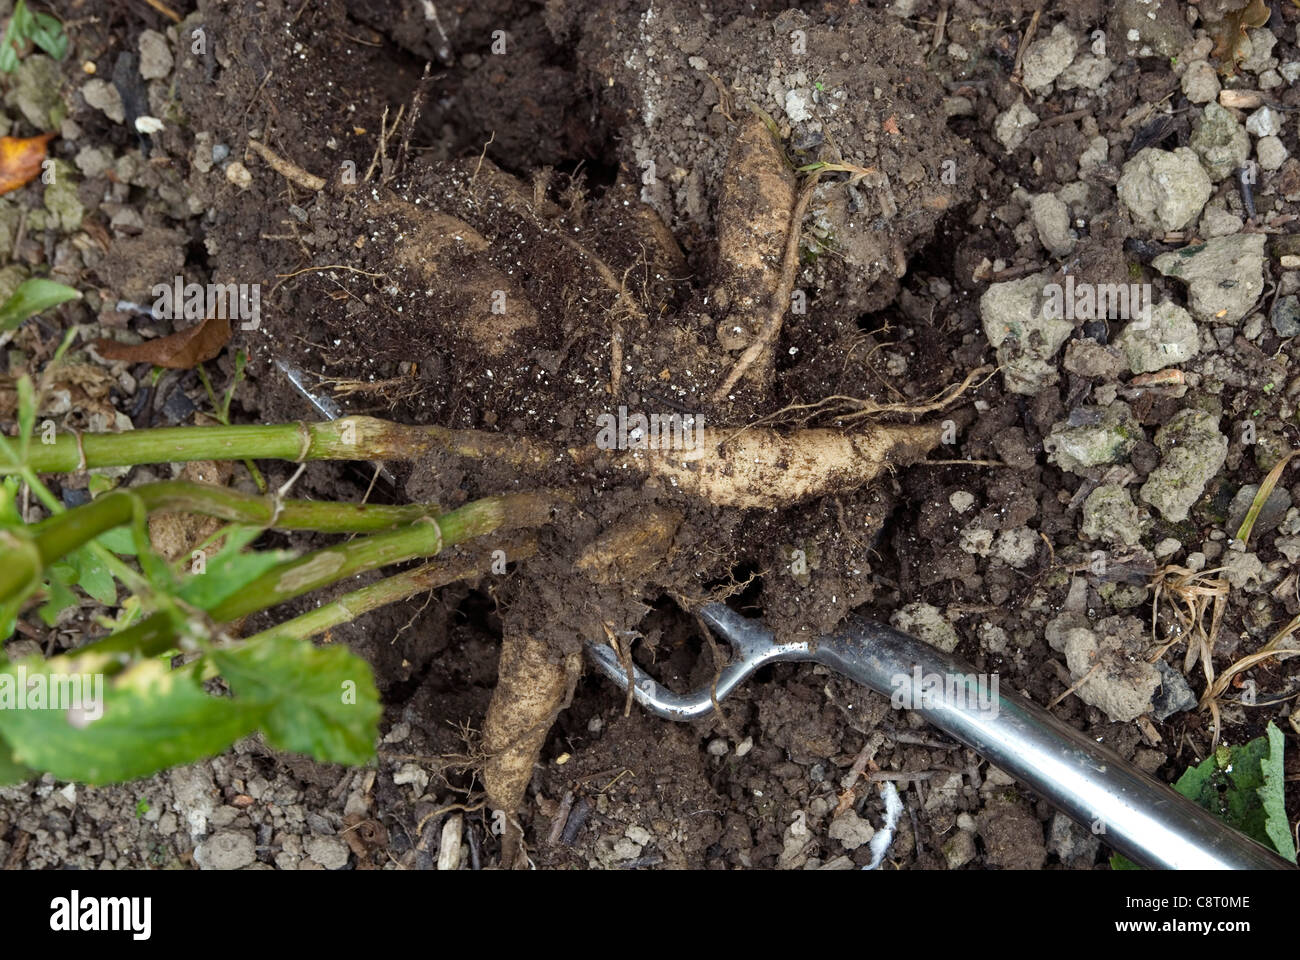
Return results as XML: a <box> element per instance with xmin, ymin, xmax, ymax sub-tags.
<box><xmin>1211</xmin><ymin>0</ymin><xmax>1270</xmax><ymax>74</ymax></box>
<box><xmin>0</xmin><ymin>132</ymin><xmax>55</xmax><ymax>195</ymax></box>
<box><xmin>95</xmin><ymin>315</ymin><xmax>232</xmax><ymax>369</ymax></box>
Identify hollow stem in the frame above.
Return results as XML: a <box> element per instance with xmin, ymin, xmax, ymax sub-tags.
<box><xmin>62</xmin><ymin>491</ymin><xmax>555</xmax><ymax>664</ymax></box>
<box><xmin>1</xmin><ymin>480</ymin><xmax>444</xmax><ymax>604</ymax></box>
<box><xmin>19</xmin><ymin>417</ymin><xmax>559</xmax><ymax>473</ymax></box>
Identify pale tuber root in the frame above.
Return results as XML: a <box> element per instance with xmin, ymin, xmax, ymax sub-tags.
<box><xmin>575</xmin><ymin>505</ymin><xmax>683</xmax><ymax>583</ymax></box>
<box><xmin>710</xmin><ymin>115</ymin><xmax>797</xmax><ymax>397</ymax></box>
<box><xmin>608</xmin><ymin>423</ymin><xmax>944</xmax><ymax>509</ymax></box>
<box><xmin>482</xmin><ymin>628</ymin><xmax>581</xmax><ymax>867</ymax></box>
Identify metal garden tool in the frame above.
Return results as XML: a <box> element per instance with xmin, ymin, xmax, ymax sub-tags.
<box><xmin>585</xmin><ymin>603</ymin><xmax>1296</xmax><ymax>870</ymax></box>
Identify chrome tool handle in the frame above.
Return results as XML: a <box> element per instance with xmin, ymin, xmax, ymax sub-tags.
<box><xmin>586</xmin><ymin>604</ymin><xmax>1296</xmax><ymax>870</ymax></box>
<box><xmin>816</xmin><ymin>615</ymin><xmax>1294</xmax><ymax>871</ymax></box>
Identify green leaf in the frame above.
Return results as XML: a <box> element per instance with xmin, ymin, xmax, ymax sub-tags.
<box><xmin>0</xmin><ymin>656</ymin><xmax>263</xmax><ymax>784</ymax></box>
<box><xmin>0</xmin><ymin>600</ymin><xmax>17</xmax><ymax>641</ymax></box>
<box><xmin>71</xmin><ymin>545</ymin><xmax>116</xmax><ymax>606</ymax></box>
<box><xmin>87</xmin><ymin>474</ymin><xmax>118</xmax><ymax>497</ymax></box>
<box><xmin>176</xmin><ymin>526</ymin><xmax>293</xmax><ymax>612</ymax></box>
<box><xmin>1174</xmin><ymin>736</ymin><xmax>1271</xmax><ymax>846</ymax></box>
<box><xmin>0</xmin><ymin>278</ymin><xmax>82</xmax><ymax>334</ymax></box>
<box><xmin>16</xmin><ymin>374</ymin><xmax>36</xmax><ymax>454</ymax></box>
<box><xmin>1258</xmin><ymin>722</ymin><xmax>1296</xmax><ymax>862</ymax></box>
<box><xmin>31</xmin><ymin>13</ymin><xmax>66</xmax><ymax>60</ymax></box>
<box><xmin>129</xmin><ymin>499</ymin><xmax>175</xmax><ymax>593</ymax></box>
<box><xmin>0</xmin><ymin>476</ymin><xmax>21</xmax><ymax>527</ymax></box>
<box><xmin>37</xmin><ymin>573</ymin><xmax>76</xmax><ymax>625</ymax></box>
<box><xmin>1169</xmin><ymin>727</ymin><xmax>1295</xmax><ymax>859</ymax></box>
<box><xmin>213</xmin><ymin>634</ymin><xmax>380</xmax><ymax>766</ymax></box>
<box><xmin>0</xmin><ymin>730</ymin><xmax>34</xmax><ymax>786</ymax></box>
<box><xmin>1112</xmin><ymin>724</ymin><xmax>1295</xmax><ymax>868</ymax></box>
<box><xmin>94</xmin><ymin>525</ymin><xmax>137</xmax><ymax>556</ymax></box>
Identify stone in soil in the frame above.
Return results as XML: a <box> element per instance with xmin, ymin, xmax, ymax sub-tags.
<box><xmin>1271</xmin><ymin>295</ymin><xmax>1300</xmax><ymax>337</ymax></box>
<box><xmin>1046</xmin><ymin>614</ymin><xmax>1161</xmax><ymax>722</ymax></box>
<box><xmin>194</xmin><ymin>830</ymin><xmax>257</xmax><ymax>870</ymax></box>
<box><xmin>1117</xmin><ymin>148</ymin><xmax>1212</xmax><ymax>234</ymax></box>
<box><xmin>1080</xmin><ymin>484</ymin><xmax>1145</xmax><ymax>546</ymax></box>
<box><xmin>994</xmin><ymin>98</ymin><xmax>1038</xmax><ymax>153</ymax></box>
<box><xmin>138</xmin><ymin>29</ymin><xmax>174</xmax><ymax>80</ymax></box>
<box><xmin>1030</xmin><ymin>192</ymin><xmax>1074</xmax><ymax>256</ymax></box>
<box><xmin>828</xmin><ymin>809</ymin><xmax>875</xmax><ymax>850</ymax></box>
<box><xmin>1045</xmin><ymin>401</ymin><xmax>1141</xmax><ymax>473</ymax></box>
<box><xmin>1151</xmin><ymin>659</ymin><xmax>1197</xmax><ymax>722</ymax></box>
<box><xmin>1139</xmin><ymin>409</ymin><xmax>1228</xmax><ymax>522</ymax></box>
<box><xmin>1152</xmin><ymin>234</ymin><xmax>1265</xmax><ymax>325</ymax></box>
<box><xmin>1227</xmin><ymin>483</ymin><xmax>1293</xmax><ymax>537</ymax></box>
<box><xmin>81</xmin><ymin>78</ymin><xmax>125</xmax><ymax>123</ymax></box>
<box><xmin>1114</xmin><ymin>301</ymin><xmax>1199</xmax><ymax>373</ymax></box>
<box><xmin>1258</xmin><ymin>135</ymin><xmax>1289</xmax><ymax>171</ymax></box>
<box><xmin>1180</xmin><ymin>60</ymin><xmax>1220</xmax><ymax>104</ymax></box>
<box><xmin>1189</xmin><ymin>102</ymin><xmax>1251</xmax><ymax>182</ymax></box>
<box><xmin>979</xmin><ymin>272</ymin><xmax>1072</xmax><ymax>395</ymax></box>
<box><xmin>1021</xmin><ymin>23</ymin><xmax>1077</xmax><ymax>93</ymax></box>
<box><xmin>890</xmin><ymin>602</ymin><xmax>959</xmax><ymax>653</ymax></box>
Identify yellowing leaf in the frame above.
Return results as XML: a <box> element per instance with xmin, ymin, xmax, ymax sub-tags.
<box><xmin>1212</xmin><ymin>0</ymin><xmax>1270</xmax><ymax>74</ymax></box>
<box><xmin>0</xmin><ymin>132</ymin><xmax>54</xmax><ymax>195</ymax></box>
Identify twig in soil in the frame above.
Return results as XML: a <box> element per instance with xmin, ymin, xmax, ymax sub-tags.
<box><xmin>919</xmin><ymin>458</ymin><xmax>1007</xmax><ymax>467</ymax></box>
<box><xmin>906</xmin><ymin>792</ymin><xmax>923</xmax><ymax>856</ymax></box>
<box><xmin>470</xmin><ymin>132</ymin><xmax>496</xmax><ymax>187</ymax></box>
<box><xmin>931</xmin><ymin>1</ymin><xmax>949</xmax><ymax>53</ymax></box>
<box><xmin>275</xmin><ymin>264</ymin><xmax>387</xmax><ymax>281</ymax></box>
<box><xmin>706</xmin><ymin>74</ymin><xmax>734</xmax><ymax>122</ymax></box>
<box><xmin>560</xmin><ymin>797</ymin><xmax>593</xmax><ymax>846</ymax></box>
<box><xmin>1237</xmin><ymin>166</ymin><xmax>1257</xmax><ymax>222</ymax></box>
<box><xmin>3</xmin><ymin>829</ymin><xmax>29</xmax><ymax>869</ymax></box>
<box><xmin>546</xmin><ymin>791</ymin><xmax>575</xmax><ymax>845</ymax></box>
<box><xmin>619</xmin><ymin>853</ymin><xmax>664</xmax><ymax>869</ymax></box>
<box><xmin>1010</xmin><ymin>5</ymin><xmax>1044</xmax><ymax>92</ymax></box>
<box><xmin>1039</xmin><ymin>108</ymin><xmax>1095</xmax><ymax>128</ymax></box>
<box><xmin>143</xmin><ymin>0</ymin><xmax>181</xmax><ymax>23</ymax></box>
<box><xmin>248</xmin><ymin>139</ymin><xmax>326</xmax><ymax>192</ymax></box>
<box><xmin>242</xmin><ymin>70</ymin><xmax>274</xmax><ymax>120</ymax></box>
<box><xmin>834</xmin><ymin>736</ymin><xmax>883</xmax><ymax>816</ymax></box>
<box><xmin>604</xmin><ymin>622</ymin><xmax>636</xmax><ymax>718</ymax></box>
<box><xmin>364</xmin><ymin>104</ymin><xmax>406</xmax><ymax>184</ymax></box>
<box><xmin>397</xmin><ymin>64</ymin><xmax>433</xmax><ymax>179</ymax></box>
<box><xmin>269</xmin><ymin>263</ymin><xmax>388</xmax><ymax>300</ymax></box>
<box><xmin>712</xmin><ymin>172</ymin><xmax>822</xmax><ymax>401</ymax></box>
<box><xmin>609</xmin><ymin>318</ymin><xmax>624</xmax><ymax>398</ymax></box>
<box><xmin>1049</xmin><ymin>660</ymin><xmax>1104</xmax><ymax>708</ymax></box>
<box><xmin>598</xmin><ymin>769</ymin><xmax>634</xmax><ymax>794</ymax></box>
<box><xmin>699</xmin><ymin>613</ymin><xmax>742</xmax><ymax>742</ymax></box>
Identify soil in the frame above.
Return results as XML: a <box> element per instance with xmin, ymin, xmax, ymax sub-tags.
<box><xmin>1</xmin><ymin>0</ymin><xmax>1298</xmax><ymax>869</ymax></box>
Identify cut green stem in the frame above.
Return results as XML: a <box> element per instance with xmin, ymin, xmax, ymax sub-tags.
<box><xmin>1</xmin><ymin>480</ymin><xmax>444</xmax><ymax>603</ymax></box>
<box><xmin>19</xmin><ymin>417</ymin><xmax>559</xmax><ymax>474</ymax></box>
<box><xmin>61</xmin><ymin>491</ymin><xmax>555</xmax><ymax>664</ymax></box>
<box><xmin>244</xmin><ymin>536</ymin><xmax>538</xmax><ymax>646</ymax></box>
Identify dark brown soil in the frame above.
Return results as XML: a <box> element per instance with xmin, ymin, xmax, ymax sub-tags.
<box><xmin>2</xmin><ymin>0</ymin><xmax>1298</xmax><ymax>871</ymax></box>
